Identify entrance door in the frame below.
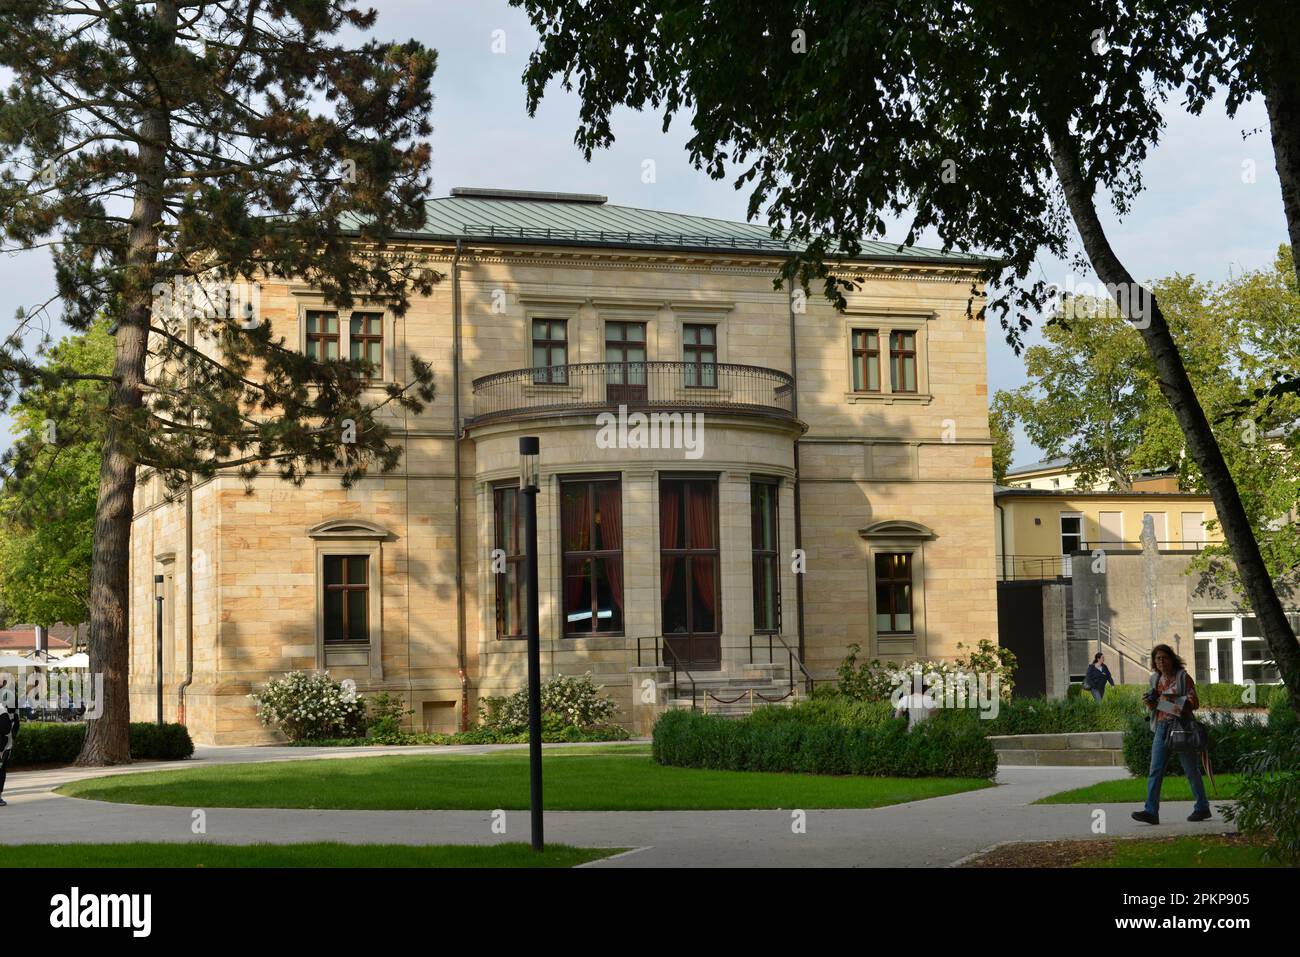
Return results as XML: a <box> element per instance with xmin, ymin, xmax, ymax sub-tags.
<box><xmin>659</xmin><ymin>476</ymin><xmax>721</xmax><ymax>669</ymax></box>
<box><xmin>1059</xmin><ymin>513</ymin><xmax>1084</xmax><ymax>577</ymax></box>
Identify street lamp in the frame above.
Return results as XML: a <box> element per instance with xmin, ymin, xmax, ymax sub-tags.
<box><xmin>154</xmin><ymin>574</ymin><xmax>165</xmax><ymax>727</ymax></box>
<box><xmin>519</xmin><ymin>436</ymin><xmax>544</xmax><ymax>852</ymax></box>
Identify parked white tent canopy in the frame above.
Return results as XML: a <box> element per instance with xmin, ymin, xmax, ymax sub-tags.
<box><xmin>0</xmin><ymin>653</ymin><xmax>34</xmax><ymax>669</ymax></box>
<box><xmin>59</xmin><ymin>653</ymin><xmax>90</xmax><ymax>669</ymax></box>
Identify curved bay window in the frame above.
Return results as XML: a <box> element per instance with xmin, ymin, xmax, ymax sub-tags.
<box><xmin>660</xmin><ymin>476</ymin><xmax>721</xmax><ymax>668</ymax></box>
<box><xmin>561</xmin><ymin>478</ymin><xmax>624</xmax><ymax>635</ymax></box>
<box><xmin>493</xmin><ymin>485</ymin><xmax>524</xmax><ymax>639</ymax></box>
<box><xmin>875</xmin><ymin>552</ymin><xmax>913</xmax><ymax>634</ymax></box>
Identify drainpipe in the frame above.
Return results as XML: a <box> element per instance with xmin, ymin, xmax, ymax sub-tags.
<box><xmin>176</xmin><ymin>314</ymin><xmax>194</xmax><ymax>726</ymax></box>
<box><xmin>787</xmin><ymin>274</ymin><xmax>806</xmax><ymax>670</ymax></box>
<box><xmin>453</xmin><ymin>240</ymin><xmax>469</xmax><ymax>730</ymax></box>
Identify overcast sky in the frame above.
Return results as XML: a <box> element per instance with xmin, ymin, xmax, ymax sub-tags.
<box><xmin>1</xmin><ymin>0</ymin><xmax>1290</xmax><ymax>466</ymax></box>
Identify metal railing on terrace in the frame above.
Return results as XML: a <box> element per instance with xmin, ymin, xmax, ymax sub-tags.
<box><xmin>997</xmin><ymin>541</ymin><xmax>1211</xmax><ymax>581</ymax></box>
<box><xmin>469</xmin><ymin>361</ymin><xmax>797</xmax><ymax>424</ymax></box>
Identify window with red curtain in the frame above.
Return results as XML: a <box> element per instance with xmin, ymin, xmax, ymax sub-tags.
<box><xmin>560</xmin><ymin>477</ymin><xmax>623</xmax><ymax>635</ymax></box>
<box><xmin>659</xmin><ymin>477</ymin><xmax>720</xmax><ymax>636</ymax></box>
<box><xmin>493</xmin><ymin>486</ymin><xmax>524</xmax><ymax>638</ymax></box>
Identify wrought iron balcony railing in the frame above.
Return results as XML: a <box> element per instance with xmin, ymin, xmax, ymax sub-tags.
<box><xmin>469</xmin><ymin>360</ymin><xmax>797</xmax><ymax>424</ymax></box>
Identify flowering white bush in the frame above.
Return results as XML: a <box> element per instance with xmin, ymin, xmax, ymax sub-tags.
<box><xmin>249</xmin><ymin>670</ymin><xmax>367</xmax><ymax>742</ymax></box>
<box><xmin>480</xmin><ymin>672</ymin><xmax>618</xmax><ymax>733</ymax></box>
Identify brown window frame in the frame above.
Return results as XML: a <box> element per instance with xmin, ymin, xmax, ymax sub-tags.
<box><xmin>659</xmin><ymin>476</ymin><xmax>722</xmax><ymax>638</ymax></box>
<box><xmin>751</xmin><ymin>478</ymin><xmax>781</xmax><ymax>634</ymax></box>
<box><xmin>875</xmin><ymin>552</ymin><xmax>914</xmax><ymax>635</ymax></box>
<box><xmin>889</xmin><ymin>330</ymin><xmax>918</xmax><ymax>393</ymax></box>
<box><xmin>349</xmin><ymin>312</ymin><xmax>384</xmax><ymax>380</ymax></box>
<box><xmin>323</xmin><ymin>554</ymin><xmax>368</xmax><ymax>644</ymax></box>
<box><xmin>560</xmin><ymin>476</ymin><xmax>625</xmax><ymax>637</ymax></box>
<box><xmin>682</xmin><ymin>323</ymin><xmax>717</xmax><ymax>389</ymax></box>
<box><xmin>851</xmin><ymin>328</ymin><xmax>881</xmax><ymax>393</ymax></box>
<box><xmin>532</xmin><ymin>318</ymin><xmax>569</xmax><ymax>384</ymax></box>
<box><xmin>493</xmin><ymin>485</ymin><xmax>525</xmax><ymax>639</ymax></box>
<box><xmin>306</xmin><ymin>310</ymin><xmax>340</xmax><ymax>363</ymax></box>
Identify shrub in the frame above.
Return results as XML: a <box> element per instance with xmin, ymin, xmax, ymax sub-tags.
<box><xmin>1221</xmin><ymin>719</ymin><xmax>1300</xmax><ymax>865</ymax></box>
<box><xmin>828</xmin><ymin>639</ymin><xmax>1015</xmax><ymax>705</ymax></box>
<box><xmin>478</xmin><ymin>672</ymin><xmax>619</xmax><ymax>734</ymax></box>
<box><xmin>10</xmin><ymin>721</ymin><xmax>193</xmax><ymax>767</ymax></box>
<box><xmin>364</xmin><ymin>692</ymin><xmax>413</xmax><ymax>744</ymax></box>
<box><xmin>249</xmin><ymin>670</ymin><xmax>367</xmax><ymax>743</ymax></box>
<box><xmin>1121</xmin><ymin>711</ymin><xmax>1276</xmax><ymax>777</ymax></box>
<box><xmin>651</xmin><ymin>702</ymin><xmax>996</xmax><ymax>778</ymax></box>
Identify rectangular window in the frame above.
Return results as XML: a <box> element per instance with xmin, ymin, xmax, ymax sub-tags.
<box><xmin>493</xmin><ymin>486</ymin><xmax>524</xmax><ymax>639</ymax></box>
<box><xmin>851</xmin><ymin>328</ymin><xmax>880</xmax><ymax>392</ymax></box>
<box><xmin>323</xmin><ymin>555</ymin><xmax>368</xmax><ymax>643</ymax></box>
<box><xmin>889</xmin><ymin>330</ymin><xmax>917</xmax><ymax>393</ymax></box>
<box><xmin>349</xmin><ymin>312</ymin><xmax>384</xmax><ymax>379</ymax></box>
<box><xmin>561</xmin><ymin>478</ymin><xmax>624</xmax><ymax>635</ymax></box>
<box><xmin>660</xmin><ymin>477</ymin><xmax>721</xmax><ymax>637</ymax></box>
<box><xmin>306</xmin><ymin>310</ymin><xmax>340</xmax><ymax>362</ymax></box>
<box><xmin>532</xmin><ymin>318</ymin><xmax>568</xmax><ymax>384</ymax></box>
<box><xmin>875</xmin><ymin>552</ymin><xmax>913</xmax><ymax>634</ymax></box>
<box><xmin>604</xmin><ymin>321</ymin><xmax>647</xmax><ymax>400</ymax></box>
<box><xmin>751</xmin><ymin>480</ymin><xmax>780</xmax><ymax>633</ymax></box>
<box><xmin>682</xmin><ymin>323</ymin><xmax>717</xmax><ymax>388</ymax></box>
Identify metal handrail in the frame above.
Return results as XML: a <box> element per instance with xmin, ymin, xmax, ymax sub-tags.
<box><xmin>469</xmin><ymin>360</ymin><xmax>797</xmax><ymax>423</ymax></box>
<box><xmin>748</xmin><ymin>631</ymin><xmax>816</xmax><ymax>696</ymax></box>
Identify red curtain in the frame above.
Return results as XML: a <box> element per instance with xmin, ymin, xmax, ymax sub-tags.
<box><xmin>597</xmin><ymin>482</ymin><xmax>623</xmax><ymax>615</ymax></box>
<box><xmin>687</xmin><ymin>482</ymin><xmax>717</xmax><ymax>615</ymax></box>
<box><xmin>562</xmin><ymin>484</ymin><xmax>591</xmax><ymax>615</ymax></box>
<box><xmin>660</xmin><ymin>482</ymin><xmax>680</xmax><ymax>593</ymax></box>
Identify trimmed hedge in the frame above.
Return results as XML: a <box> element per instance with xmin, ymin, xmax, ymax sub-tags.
<box><xmin>1069</xmin><ymin>681</ymin><xmax>1288</xmax><ymax>710</ymax></box>
<box><xmin>651</xmin><ymin>703</ymin><xmax>997</xmax><ymax>778</ymax></box>
<box><xmin>1121</xmin><ymin>709</ymin><xmax>1281</xmax><ymax>777</ymax></box>
<box><xmin>9</xmin><ymin>722</ymin><xmax>194</xmax><ymax>767</ymax></box>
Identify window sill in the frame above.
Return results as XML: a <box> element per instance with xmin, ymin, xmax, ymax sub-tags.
<box><xmin>845</xmin><ymin>392</ymin><xmax>931</xmax><ymax>405</ymax></box>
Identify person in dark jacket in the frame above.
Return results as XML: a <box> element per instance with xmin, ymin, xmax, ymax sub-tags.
<box><xmin>0</xmin><ymin>675</ymin><xmax>18</xmax><ymax>807</ymax></box>
<box><xmin>1085</xmin><ymin>653</ymin><xmax>1115</xmax><ymax>702</ymax></box>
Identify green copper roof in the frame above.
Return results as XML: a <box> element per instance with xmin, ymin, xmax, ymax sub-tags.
<box><xmin>394</xmin><ymin>190</ymin><xmax>990</xmax><ymax>266</ymax></box>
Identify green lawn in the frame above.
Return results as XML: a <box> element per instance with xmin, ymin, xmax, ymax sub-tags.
<box><xmin>1035</xmin><ymin>774</ymin><xmax>1243</xmax><ymax>805</ymax></box>
<box><xmin>57</xmin><ymin>745</ymin><xmax>992</xmax><ymax>811</ymax></box>
<box><xmin>1083</xmin><ymin>836</ymin><xmax>1282</xmax><ymax>868</ymax></box>
<box><xmin>1</xmin><ymin>842</ymin><xmax>616</xmax><ymax>868</ymax></box>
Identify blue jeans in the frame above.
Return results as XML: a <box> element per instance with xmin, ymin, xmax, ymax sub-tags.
<box><xmin>1090</xmin><ymin>688</ymin><xmax>1104</xmax><ymax>703</ymax></box>
<box><xmin>1145</xmin><ymin>720</ymin><xmax>1210</xmax><ymax>815</ymax></box>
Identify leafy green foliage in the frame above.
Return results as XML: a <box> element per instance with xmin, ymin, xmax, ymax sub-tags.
<box><xmin>0</xmin><ymin>321</ymin><xmax>112</xmax><ymax>627</ymax></box>
<box><xmin>477</xmin><ymin>672</ymin><xmax>620</xmax><ymax>734</ymax></box>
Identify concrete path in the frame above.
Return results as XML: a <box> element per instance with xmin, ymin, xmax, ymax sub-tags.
<box><xmin>0</xmin><ymin>743</ymin><xmax>1235</xmax><ymax>867</ymax></box>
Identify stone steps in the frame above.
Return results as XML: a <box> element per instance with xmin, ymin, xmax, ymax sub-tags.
<box><xmin>989</xmin><ymin>731</ymin><xmax>1126</xmax><ymax>767</ymax></box>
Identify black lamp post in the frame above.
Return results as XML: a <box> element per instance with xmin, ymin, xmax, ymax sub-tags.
<box><xmin>154</xmin><ymin>574</ymin><xmax>164</xmax><ymax>726</ymax></box>
<box><xmin>519</xmin><ymin>436</ymin><xmax>544</xmax><ymax>852</ymax></box>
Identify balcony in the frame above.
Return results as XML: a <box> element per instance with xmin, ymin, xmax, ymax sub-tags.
<box><xmin>468</xmin><ymin>361</ymin><xmax>798</xmax><ymax>426</ymax></box>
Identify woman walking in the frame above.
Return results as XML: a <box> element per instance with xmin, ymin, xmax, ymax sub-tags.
<box><xmin>1084</xmin><ymin>652</ymin><xmax>1114</xmax><ymax>702</ymax></box>
<box><xmin>1131</xmin><ymin>644</ymin><xmax>1211</xmax><ymax>825</ymax></box>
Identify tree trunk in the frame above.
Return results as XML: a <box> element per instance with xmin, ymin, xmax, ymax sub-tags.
<box><xmin>1259</xmin><ymin>17</ymin><xmax>1300</xmax><ymax>291</ymax></box>
<box><xmin>1047</xmin><ymin>127</ymin><xmax>1300</xmax><ymax>718</ymax></box>
<box><xmin>76</xmin><ymin>2</ymin><xmax>176</xmax><ymax>766</ymax></box>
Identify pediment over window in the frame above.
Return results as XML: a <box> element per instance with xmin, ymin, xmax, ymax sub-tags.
<box><xmin>308</xmin><ymin>519</ymin><xmax>394</xmax><ymax>541</ymax></box>
<box><xmin>858</xmin><ymin>520</ymin><xmax>936</xmax><ymax>541</ymax></box>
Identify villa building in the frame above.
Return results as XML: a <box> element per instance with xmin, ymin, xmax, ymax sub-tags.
<box><xmin>128</xmin><ymin>188</ymin><xmax>998</xmax><ymax>744</ymax></box>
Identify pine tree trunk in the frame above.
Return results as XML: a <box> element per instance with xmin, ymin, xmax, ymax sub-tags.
<box><xmin>1047</xmin><ymin>127</ymin><xmax>1300</xmax><ymax>719</ymax></box>
<box><xmin>1260</xmin><ymin>19</ymin><xmax>1300</xmax><ymax>290</ymax></box>
<box><xmin>76</xmin><ymin>1</ymin><xmax>176</xmax><ymax>767</ymax></box>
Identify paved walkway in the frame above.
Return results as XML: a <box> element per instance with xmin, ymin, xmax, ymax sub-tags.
<box><xmin>0</xmin><ymin>743</ymin><xmax>1235</xmax><ymax>867</ymax></box>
